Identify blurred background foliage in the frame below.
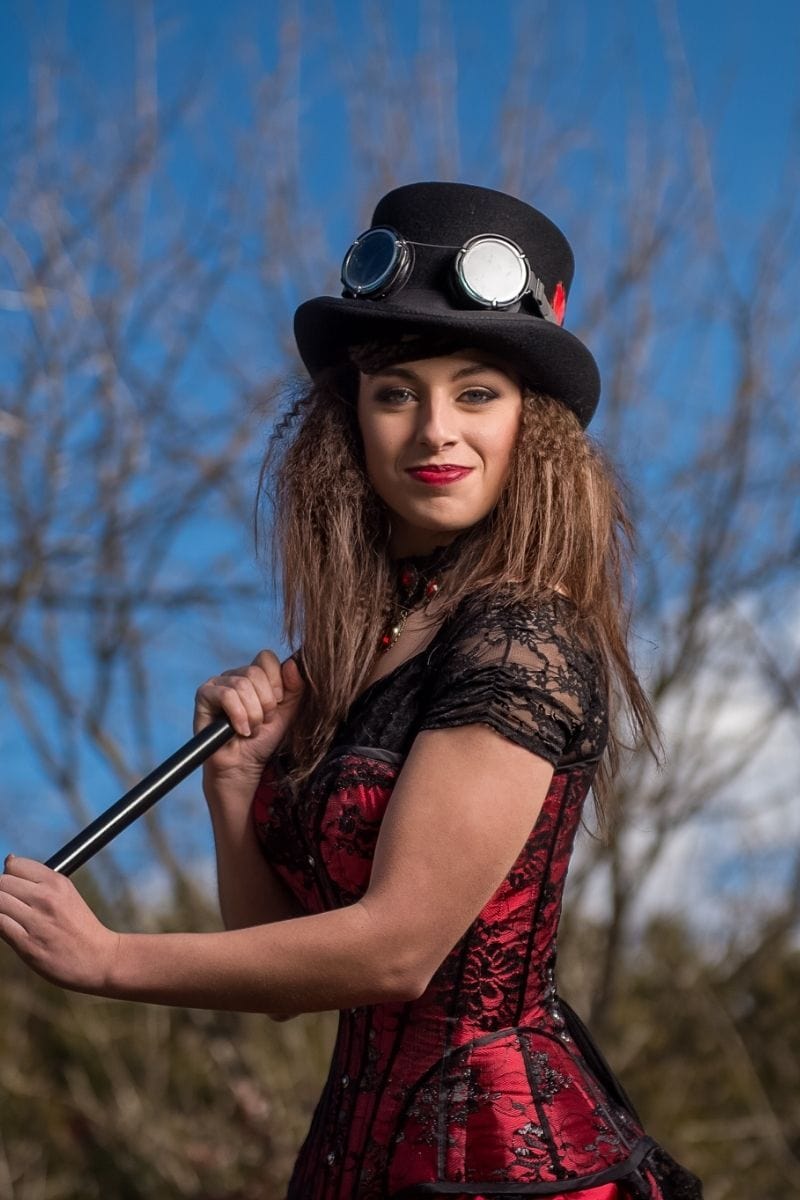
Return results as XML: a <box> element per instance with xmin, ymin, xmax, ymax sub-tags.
<box><xmin>1</xmin><ymin>2</ymin><xmax>799</xmax><ymax>1197</ymax></box>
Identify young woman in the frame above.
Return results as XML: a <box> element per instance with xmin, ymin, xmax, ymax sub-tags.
<box><xmin>0</xmin><ymin>183</ymin><xmax>702</xmax><ymax>1199</ymax></box>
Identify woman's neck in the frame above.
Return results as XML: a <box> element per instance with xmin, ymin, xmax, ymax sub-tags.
<box><xmin>389</xmin><ymin>525</ymin><xmax>474</xmax><ymax>562</ymax></box>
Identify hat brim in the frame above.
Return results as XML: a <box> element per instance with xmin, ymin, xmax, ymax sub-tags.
<box><xmin>293</xmin><ymin>296</ymin><xmax>601</xmax><ymax>428</ymax></box>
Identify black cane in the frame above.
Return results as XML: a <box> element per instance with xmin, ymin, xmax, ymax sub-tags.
<box><xmin>45</xmin><ymin>717</ymin><xmax>235</xmax><ymax>876</ymax></box>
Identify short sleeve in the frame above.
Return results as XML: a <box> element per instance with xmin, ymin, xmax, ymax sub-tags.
<box><xmin>416</xmin><ymin>593</ymin><xmax>602</xmax><ymax>767</ymax></box>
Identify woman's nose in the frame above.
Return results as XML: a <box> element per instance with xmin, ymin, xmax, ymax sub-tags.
<box><xmin>414</xmin><ymin>396</ymin><xmax>457</xmax><ymax>448</ymax></box>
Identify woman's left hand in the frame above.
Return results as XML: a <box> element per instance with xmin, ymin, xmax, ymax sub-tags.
<box><xmin>0</xmin><ymin>855</ymin><xmax>120</xmax><ymax>993</ymax></box>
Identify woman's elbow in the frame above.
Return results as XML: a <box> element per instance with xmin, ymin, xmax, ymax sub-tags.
<box><xmin>357</xmin><ymin>903</ymin><xmax>435</xmax><ymax>1003</ymax></box>
<box><xmin>395</xmin><ymin>974</ymin><xmax>430</xmax><ymax>1003</ymax></box>
<box><xmin>376</xmin><ymin>951</ymin><xmax>433</xmax><ymax>1003</ymax></box>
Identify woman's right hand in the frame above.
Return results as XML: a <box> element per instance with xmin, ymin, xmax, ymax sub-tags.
<box><xmin>194</xmin><ymin>650</ymin><xmax>306</xmax><ymax>794</ymax></box>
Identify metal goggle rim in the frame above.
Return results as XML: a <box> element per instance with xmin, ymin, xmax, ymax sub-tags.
<box><xmin>340</xmin><ymin>226</ymin><xmax>559</xmax><ymax>322</ymax></box>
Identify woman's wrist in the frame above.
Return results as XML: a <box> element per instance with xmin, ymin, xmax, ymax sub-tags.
<box><xmin>202</xmin><ymin>762</ymin><xmax>267</xmax><ymax>808</ymax></box>
<box><xmin>102</xmin><ymin>930</ymin><xmax>126</xmax><ymax>997</ymax></box>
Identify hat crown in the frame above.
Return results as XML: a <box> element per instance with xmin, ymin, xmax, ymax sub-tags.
<box><xmin>371</xmin><ymin>181</ymin><xmax>575</xmax><ymax>300</ymax></box>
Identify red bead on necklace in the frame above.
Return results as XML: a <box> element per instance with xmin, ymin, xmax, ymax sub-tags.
<box><xmin>377</xmin><ymin>535</ymin><xmax>468</xmax><ymax>654</ymax></box>
<box><xmin>379</xmin><ymin>561</ymin><xmax>442</xmax><ymax>653</ymax></box>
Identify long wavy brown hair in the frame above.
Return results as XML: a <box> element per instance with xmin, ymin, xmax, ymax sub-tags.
<box><xmin>257</xmin><ymin>361</ymin><xmax>661</xmax><ymax>830</ymax></box>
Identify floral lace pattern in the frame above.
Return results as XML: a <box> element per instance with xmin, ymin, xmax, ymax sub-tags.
<box><xmin>251</xmin><ymin>589</ymin><xmax>703</xmax><ymax>1199</ymax></box>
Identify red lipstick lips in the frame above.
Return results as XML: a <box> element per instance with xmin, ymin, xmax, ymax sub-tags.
<box><xmin>406</xmin><ymin>465</ymin><xmax>473</xmax><ymax>486</ymax></box>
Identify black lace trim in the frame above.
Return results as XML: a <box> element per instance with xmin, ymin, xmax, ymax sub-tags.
<box><xmin>324</xmin><ymin>744</ymin><xmax>404</xmax><ymax>769</ymax></box>
<box><xmin>338</xmin><ymin>588</ymin><xmax>608</xmax><ymax>769</ymax></box>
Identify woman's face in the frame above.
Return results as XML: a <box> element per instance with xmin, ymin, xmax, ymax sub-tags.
<box><xmin>356</xmin><ymin>350</ymin><xmax>524</xmax><ymax>556</ymax></box>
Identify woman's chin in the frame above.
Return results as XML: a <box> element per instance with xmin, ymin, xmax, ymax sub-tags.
<box><xmin>399</xmin><ymin>498</ymin><xmax>486</xmax><ymax>529</ymax></box>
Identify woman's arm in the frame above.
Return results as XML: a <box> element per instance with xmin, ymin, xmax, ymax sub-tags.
<box><xmin>194</xmin><ymin>649</ymin><xmax>306</xmax><ymax>931</ymax></box>
<box><xmin>204</xmin><ymin>773</ymin><xmax>304</xmax><ymax>930</ymax></box>
<box><xmin>197</xmin><ymin>650</ymin><xmax>306</xmax><ymax>1019</ymax></box>
<box><xmin>0</xmin><ymin>723</ymin><xmax>553</xmax><ymax>1016</ymax></box>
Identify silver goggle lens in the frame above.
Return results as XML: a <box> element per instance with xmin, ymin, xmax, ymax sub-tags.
<box><xmin>456</xmin><ymin>235</ymin><xmax>530</xmax><ymax>309</ymax></box>
<box><xmin>341</xmin><ymin>228</ymin><xmax>403</xmax><ymax>296</ymax></box>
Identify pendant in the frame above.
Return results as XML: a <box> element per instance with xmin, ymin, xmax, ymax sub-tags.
<box><xmin>380</xmin><ymin>606</ymin><xmax>411</xmax><ymax>651</ymax></box>
<box><xmin>378</xmin><ymin>576</ymin><xmax>441</xmax><ymax>653</ymax></box>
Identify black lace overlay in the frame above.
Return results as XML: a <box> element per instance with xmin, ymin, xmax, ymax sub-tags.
<box><xmin>413</xmin><ymin>591</ymin><xmax>606</xmax><ymax>767</ymax></box>
<box><xmin>337</xmin><ymin>590</ymin><xmax>607</xmax><ymax>769</ymax></box>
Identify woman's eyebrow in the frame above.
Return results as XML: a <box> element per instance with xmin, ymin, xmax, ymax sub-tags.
<box><xmin>451</xmin><ymin>363</ymin><xmax>503</xmax><ymax>380</ymax></box>
<box><xmin>369</xmin><ymin>362</ymin><xmax>504</xmax><ymax>382</ymax></box>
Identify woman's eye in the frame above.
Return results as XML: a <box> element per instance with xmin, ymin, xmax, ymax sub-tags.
<box><xmin>372</xmin><ymin>386</ymin><xmax>498</xmax><ymax>405</ymax></box>
<box><xmin>460</xmin><ymin>388</ymin><xmax>497</xmax><ymax>404</ymax></box>
<box><xmin>376</xmin><ymin>387</ymin><xmax>415</xmax><ymax>404</ymax></box>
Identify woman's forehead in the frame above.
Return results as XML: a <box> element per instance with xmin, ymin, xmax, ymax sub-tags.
<box><xmin>360</xmin><ymin>347</ymin><xmax>521</xmax><ymax>382</ymax></box>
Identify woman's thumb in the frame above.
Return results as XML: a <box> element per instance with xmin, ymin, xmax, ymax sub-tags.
<box><xmin>281</xmin><ymin>654</ymin><xmax>306</xmax><ymax>699</ymax></box>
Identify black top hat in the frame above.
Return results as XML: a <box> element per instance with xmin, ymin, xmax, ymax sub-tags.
<box><xmin>293</xmin><ymin>181</ymin><xmax>600</xmax><ymax>428</ymax></box>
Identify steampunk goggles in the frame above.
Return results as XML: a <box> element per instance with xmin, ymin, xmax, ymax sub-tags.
<box><xmin>340</xmin><ymin>226</ymin><xmax>559</xmax><ymax>322</ymax></box>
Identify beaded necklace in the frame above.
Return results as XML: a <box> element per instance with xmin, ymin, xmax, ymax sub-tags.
<box><xmin>378</xmin><ymin>537</ymin><xmax>465</xmax><ymax>653</ymax></box>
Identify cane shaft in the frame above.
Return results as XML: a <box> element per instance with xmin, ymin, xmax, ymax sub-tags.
<box><xmin>46</xmin><ymin>717</ymin><xmax>235</xmax><ymax>876</ymax></box>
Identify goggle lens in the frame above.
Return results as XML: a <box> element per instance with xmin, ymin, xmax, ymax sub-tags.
<box><xmin>457</xmin><ymin>236</ymin><xmax>529</xmax><ymax>308</ymax></box>
<box><xmin>342</xmin><ymin>229</ymin><xmax>401</xmax><ymax>295</ymax></box>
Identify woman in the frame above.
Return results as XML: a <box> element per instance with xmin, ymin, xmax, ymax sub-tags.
<box><xmin>0</xmin><ymin>183</ymin><xmax>702</xmax><ymax>1199</ymax></box>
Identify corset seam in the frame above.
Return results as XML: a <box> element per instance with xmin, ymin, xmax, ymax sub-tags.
<box><xmin>513</xmin><ymin>780</ymin><xmax>568</xmax><ymax>1027</ymax></box>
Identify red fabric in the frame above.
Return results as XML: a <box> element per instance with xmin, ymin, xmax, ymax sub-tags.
<box><xmin>250</xmin><ymin>593</ymin><xmax>702</xmax><ymax>1197</ymax></box>
<box><xmin>254</xmin><ymin>760</ymin><xmax>664</xmax><ymax>1198</ymax></box>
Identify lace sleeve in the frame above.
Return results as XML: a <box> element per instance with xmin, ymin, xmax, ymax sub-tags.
<box><xmin>416</xmin><ymin>593</ymin><xmax>604</xmax><ymax>767</ymax></box>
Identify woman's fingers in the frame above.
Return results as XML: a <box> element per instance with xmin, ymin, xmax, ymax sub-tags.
<box><xmin>0</xmin><ymin>870</ymin><xmax>40</xmax><ymax>902</ymax></box>
<box><xmin>0</xmin><ymin>886</ymin><xmax>33</xmax><ymax>930</ymax></box>
<box><xmin>195</xmin><ymin>679</ymin><xmax>252</xmax><ymax>737</ymax></box>
<box><xmin>0</xmin><ymin>855</ymin><xmax>119</xmax><ymax>991</ymax></box>
<box><xmin>216</xmin><ymin>672</ymin><xmax>273</xmax><ymax>734</ymax></box>
<box><xmin>195</xmin><ymin>654</ymin><xmax>287</xmax><ymax>737</ymax></box>
<box><xmin>251</xmin><ymin>650</ymin><xmax>284</xmax><ymax>701</ymax></box>
<box><xmin>280</xmin><ymin>654</ymin><xmax>306</xmax><ymax>699</ymax></box>
<box><xmin>0</xmin><ymin>859</ymin><xmax>53</xmax><ymax>946</ymax></box>
<box><xmin>3</xmin><ymin>854</ymin><xmax>55</xmax><ymax>883</ymax></box>
<box><xmin>229</xmin><ymin>656</ymin><xmax>285</xmax><ymax>717</ymax></box>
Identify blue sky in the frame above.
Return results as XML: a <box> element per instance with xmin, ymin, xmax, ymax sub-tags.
<box><xmin>3</xmin><ymin>1</ymin><xmax>797</xmax><ymax>332</ymax></box>
<box><xmin>3</xmin><ymin>1</ymin><xmax>798</xmax><ymax>238</ymax></box>
<box><xmin>1</xmin><ymin>0</ymin><xmax>798</xmax><ymax>881</ymax></box>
